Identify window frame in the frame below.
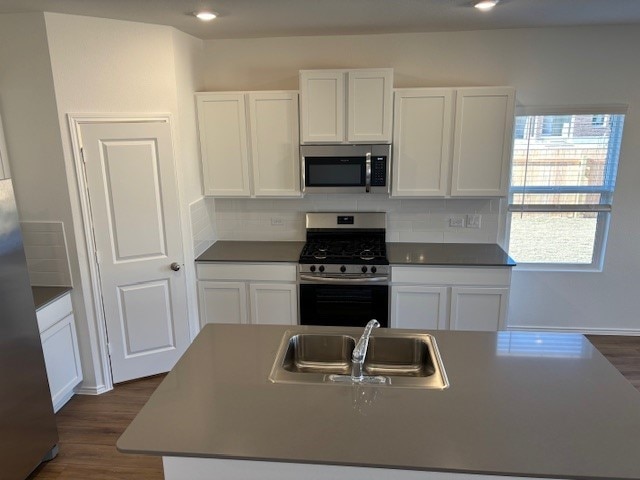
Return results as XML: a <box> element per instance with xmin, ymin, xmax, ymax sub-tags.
<box><xmin>506</xmin><ymin>105</ymin><xmax>626</xmax><ymax>272</ymax></box>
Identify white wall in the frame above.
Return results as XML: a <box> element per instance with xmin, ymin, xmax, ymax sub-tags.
<box><xmin>0</xmin><ymin>13</ymin><xmax>89</xmax><ymax>371</ymax></box>
<box><xmin>40</xmin><ymin>13</ymin><xmax>205</xmax><ymax>391</ymax></box>
<box><xmin>201</xmin><ymin>26</ymin><xmax>640</xmax><ymax>333</ymax></box>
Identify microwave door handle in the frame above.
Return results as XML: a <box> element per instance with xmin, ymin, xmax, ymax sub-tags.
<box><xmin>365</xmin><ymin>152</ymin><xmax>372</xmax><ymax>193</ymax></box>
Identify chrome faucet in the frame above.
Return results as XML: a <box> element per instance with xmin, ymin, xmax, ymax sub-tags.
<box><xmin>352</xmin><ymin>319</ymin><xmax>380</xmax><ymax>381</ymax></box>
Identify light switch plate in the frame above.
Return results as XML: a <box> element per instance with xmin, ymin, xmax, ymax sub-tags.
<box><xmin>466</xmin><ymin>214</ymin><xmax>481</xmax><ymax>229</ymax></box>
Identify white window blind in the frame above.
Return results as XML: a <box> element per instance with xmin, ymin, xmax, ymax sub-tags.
<box><xmin>508</xmin><ymin>113</ymin><xmax>625</xmax><ymax>213</ymax></box>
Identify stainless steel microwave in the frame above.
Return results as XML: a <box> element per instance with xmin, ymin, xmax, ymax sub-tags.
<box><xmin>300</xmin><ymin>144</ymin><xmax>391</xmax><ymax>194</ymax></box>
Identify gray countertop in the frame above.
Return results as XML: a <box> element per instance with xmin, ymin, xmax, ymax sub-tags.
<box><xmin>387</xmin><ymin>242</ymin><xmax>516</xmax><ymax>266</ymax></box>
<box><xmin>196</xmin><ymin>241</ymin><xmax>305</xmax><ymax>263</ymax></box>
<box><xmin>118</xmin><ymin>325</ymin><xmax>640</xmax><ymax>479</ymax></box>
<box><xmin>31</xmin><ymin>286</ymin><xmax>72</xmax><ymax>310</ymax></box>
<box><xmin>196</xmin><ymin>241</ymin><xmax>515</xmax><ymax>267</ymax></box>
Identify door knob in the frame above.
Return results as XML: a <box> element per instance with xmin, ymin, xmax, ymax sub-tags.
<box><xmin>170</xmin><ymin>262</ymin><xmax>181</xmax><ymax>271</ymax></box>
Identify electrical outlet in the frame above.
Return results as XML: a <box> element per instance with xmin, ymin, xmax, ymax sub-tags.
<box><xmin>449</xmin><ymin>216</ymin><xmax>465</xmax><ymax>228</ymax></box>
<box><xmin>271</xmin><ymin>217</ymin><xmax>284</xmax><ymax>226</ymax></box>
<box><xmin>466</xmin><ymin>214</ymin><xmax>481</xmax><ymax>229</ymax></box>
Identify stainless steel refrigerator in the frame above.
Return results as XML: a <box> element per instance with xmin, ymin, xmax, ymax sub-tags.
<box><xmin>0</xmin><ymin>179</ymin><xmax>58</xmax><ymax>479</ymax></box>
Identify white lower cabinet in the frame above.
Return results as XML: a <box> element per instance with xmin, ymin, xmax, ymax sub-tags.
<box><xmin>391</xmin><ymin>267</ymin><xmax>511</xmax><ymax>331</ymax></box>
<box><xmin>450</xmin><ymin>287</ymin><xmax>509</xmax><ymax>331</ymax></box>
<box><xmin>390</xmin><ymin>286</ymin><xmax>448</xmax><ymax>330</ymax></box>
<box><xmin>249</xmin><ymin>283</ymin><xmax>297</xmax><ymax>326</ymax></box>
<box><xmin>198</xmin><ymin>281</ymin><xmax>248</xmax><ymax>325</ymax></box>
<box><xmin>36</xmin><ymin>292</ymin><xmax>83</xmax><ymax>412</ymax></box>
<box><xmin>197</xmin><ymin>263</ymin><xmax>298</xmax><ymax>326</ymax></box>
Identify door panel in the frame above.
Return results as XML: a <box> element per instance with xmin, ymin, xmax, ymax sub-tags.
<box><xmin>118</xmin><ymin>280</ymin><xmax>174</xmax><ymax>356</ymax></box>
<box><xmin>102</xmin><ymin>140</ymin><xmax>167</xmax><ymax>260</ymax></box>
<box><xmin>80</xmin><ymin>120</ymin><xmax>189</xmax><ymax>383</ymax></box>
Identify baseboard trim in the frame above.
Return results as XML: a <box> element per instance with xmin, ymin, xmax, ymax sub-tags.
<box><xmin>76</xmin><ymin>384</ymin><xmax>112</xmax><ymax>395</ymax></box>
<box><xmin>507</xmin><ymin>325</ymin><xmax>640</xmax><ymax>336</ymax></box>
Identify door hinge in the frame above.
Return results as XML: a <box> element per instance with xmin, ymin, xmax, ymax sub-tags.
<box><xmin>80</xmin><ymin>147</ymin><xmax>86</xmax><ymax>163</ymax></box>
<box><xmin>95</xmin><ymin>250</ymin><xmax>101</xmax><ymax>264</ymax></box>
<box><xmin>107</xmin><ymin>342</ymin><xmax>112</xmax><ymax>356</ymax></box>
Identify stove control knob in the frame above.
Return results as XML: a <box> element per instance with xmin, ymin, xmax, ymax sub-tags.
<box><xmin>361</xmin><ymin>266</ymin><xmax>368</xmax><ymax>273</ymax></box>
<box><xmin>340</xmin><ymin>265</ymin><xmax>347</xmax><ymax>273</ymax></box>
<box><xmin>319</xmin><ymin>265</ymin><xmax>325</xmax><ymax>272</ymax></box>
<box><xmin>310</xmin><ymin>265</ymin><xmax>316</xmax><ymax>272</ymax></box>
<box><xmin>371</xmin><ymin>266</ymin><xmax>377</xmax><ymax>274</ymax></box>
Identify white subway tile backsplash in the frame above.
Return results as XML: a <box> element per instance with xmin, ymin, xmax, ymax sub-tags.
<box><xmin>190</xmin><ymin>197</ymin><xmax>217</xmax><ymax>258</ymax></box>
<box><xmin>213</xmin><ymin>195</ymin><xmax>502</xmax><ymax>243</ymax></box>
<box><xmin>21</xmin><ymin>221</ymin><xmax>72</xmax><ymax>287</ymax></box>
<box><xmin>399</xmin><ymin>231</ymin><xmax>445</xmax><ymax>243</ymax></box>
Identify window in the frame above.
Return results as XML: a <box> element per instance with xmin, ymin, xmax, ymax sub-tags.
<box><xmin>508</xmin><ymin>111</ymin><xmax>626</xmax><ymax>270</ymax></box>
<box><xmin>541</xmin><ymin>115</ymin><xmax>571</xmax><ymax>136</ymax></box>
<box><xmin>591</xmin><ymin>114</ymin><xmax>606</xmax><ymax>127</ymax></box>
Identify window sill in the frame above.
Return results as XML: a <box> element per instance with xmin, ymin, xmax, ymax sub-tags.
<box><xmin>513</xmin><ymin>263</ymin><xmax>603</xmax><ymax>273</ymax></box>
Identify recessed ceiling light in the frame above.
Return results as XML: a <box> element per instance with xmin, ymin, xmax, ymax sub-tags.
<box><xmin>474</xmin><ymin>0</ymin><xmax>500</xmax><ymax>11</ymax></box>
<box><xmin>194</xmin><ymin>11</ymin><xmax>218</xmax><ymax>21</ymax></box>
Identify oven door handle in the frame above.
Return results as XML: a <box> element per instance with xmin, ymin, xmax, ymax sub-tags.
<box><xmin>299</xmin><ymin>274</ymin><xmax>388</xmax><ymax>284</ymax></box>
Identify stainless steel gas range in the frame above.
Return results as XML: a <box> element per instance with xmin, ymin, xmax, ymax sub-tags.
<box><xmin>298</xmin><ymin>212</ymin><xmax>389</xmax><ymax>328</ymax></box>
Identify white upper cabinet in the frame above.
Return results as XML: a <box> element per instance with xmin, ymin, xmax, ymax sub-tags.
<box><xmin>197</xmin><ymin>93</ymin><xmax>251</xmax><ymax>196</ymax></box>
<box><xmin>300</xmin><ymin>68</ymin><xmax>393</xmax><ymax>144</ymax></box>
<box><xmin>248</xmin><ymin>92</ymin><xmax>300</xmax><ymax>197</ymax></box>
<box><xmin>392</xmin><ymin>88</ymin><xmax>454</xmax><ymax>196</ymax></box>
<box><xmin>0</xmin><ymin>113</ymin><xmax>11</xmax><ymax>179</ymax></box>
<box><xmin>196</xmin><ymin>91</ymin><xmax>301</xmax><ymax>197</ymax></box>
<box><xmin>392</xmin><ymin>86</ymin><xmax>515</xmax><ymax>197</ymax></box>
<box><xmin>347</xmin><ymin>69</ymin><xmax>394</xmax><ymax>143</ymax></box>
<box><xmin>300</xmin><ymin>70</ymin><xmax>345</xmax><ymax>143</ymax></box>
<box><xmin>451</xmin><ymin>87</ymin><xmax>515</xmax><ymax>196</ymax></box>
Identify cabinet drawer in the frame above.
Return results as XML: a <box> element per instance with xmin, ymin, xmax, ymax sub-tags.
<box><xmin>391</xmin><ymin>266</ymin><xmax>511</xmax><ymax>286</ymax></box>
<box><xmin>197</xmin><ymin>263</ymin><xmax>297</xmax><ymax>282</ymax></box>
<box><xmin>36</xmin><ymin>292</ymin><xmax>73</xmax><ymax>333</ymax></box>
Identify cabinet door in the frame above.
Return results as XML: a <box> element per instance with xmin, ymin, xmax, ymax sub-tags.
<box><xmin>198</xmin><ymin>281</ymin><xmax>248</xmax><ymax>326</ymax></box>
<box><xmin>450</xmin><ymin>287</ymin><xmax>509</xmax><ymax>331</ymax></box>
<box><xmin>299</xmin><ymin>70</ymin><xmax>345</xmax><ymax>143</ymax></box>
<box><xmin>0</xmin><ymin>113</ymin><xmax>10</xmax><ymax>179</ymax></box>
<box><xmin>248</xmin><ymin>92</ymin><xmax>301</xmax><ymax>197</ymax></box>
<box><xmin>196</xmin><ymin>93</ymin><xmax>251</xmax><ymax>196</ymax></box>
<box><xmin>249</xmin><ymin>283</ymin><xmax>297</xmax><ymax>325</ymax></box>
<box><xmin>347</xmin><ymin>69</ymin><xmax>393</xmax><ymax>143</ymax></box>
<box><xmin>451</xmin><ymin>87</ymin><xmax>515</xmax><ymax>196</ymax></box>
<box><xmin>40</xmin><ymin>313</ymin><xmax>83</xmax><ymax>413</ymax></box>
<box><xmin>391</xmin><ymin>286</ymin><xmax>448</xmax><ymax>330</ymax></box>
<box><xmin>392</xmin><ymin>89</ymin><xmax>453</xmax><ymax>197</ymax></box>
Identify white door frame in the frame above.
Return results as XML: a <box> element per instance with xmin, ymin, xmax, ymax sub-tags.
<box><xmin>67</xmin><ymin>113</ymin><xmax>194</xmax><ymax>393</ymax></box>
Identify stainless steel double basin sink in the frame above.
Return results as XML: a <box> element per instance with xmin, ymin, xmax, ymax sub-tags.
<box><xmin>269</xmin><ymin>329</ymin><xmax>449</xmax><ymax>389</ymax></box>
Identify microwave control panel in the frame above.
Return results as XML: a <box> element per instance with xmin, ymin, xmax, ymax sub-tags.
<box><xmin>371</xmin><ymin>157</ymin><xmax>387</xmax><ymax>186</ymax></box>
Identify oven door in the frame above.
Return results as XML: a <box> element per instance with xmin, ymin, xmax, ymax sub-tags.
<box><xmin>299</xmin><ymin>280</ymin><xmax>389</xmax><ymax>328</ymax></box>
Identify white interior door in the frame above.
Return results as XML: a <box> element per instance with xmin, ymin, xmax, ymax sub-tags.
<box><xmin>80</xmin><ymin>120</ymin><xmax>189</xmax><ymax>383</ymax></box>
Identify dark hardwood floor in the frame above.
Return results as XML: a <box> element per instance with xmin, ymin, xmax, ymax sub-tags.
<box><xmin>27</xmin><ymin>335</ymin><xmax>640</xmax><ymax>479</ymax></box>
<box><xmin>28</xmin><ymin>375</ymin><xmax>165</xmax><ymax>480</ymax></box>
<box><xmin>587</xmin><ymin>334</ymin><xmax>640</xmax><ymax>390</ymax></box>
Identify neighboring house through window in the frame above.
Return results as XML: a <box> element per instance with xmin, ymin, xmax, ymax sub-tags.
<box><xmin>507</xmin><ymin>109</ymin><xmax>626</xmax><ymax>270</ymax></box>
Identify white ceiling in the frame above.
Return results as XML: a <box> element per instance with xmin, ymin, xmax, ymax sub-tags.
<box><xmin>0</xmin><ymin>0</ymin><xmax>639</xmax><ymax>40</ymax></box>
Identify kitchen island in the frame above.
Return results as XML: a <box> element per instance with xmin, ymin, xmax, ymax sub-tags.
<box><xmin>118</xmin><ymin>325</ymin><xmax>640</xmax><ymax>479</ymax></box>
